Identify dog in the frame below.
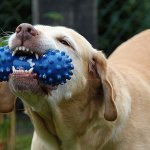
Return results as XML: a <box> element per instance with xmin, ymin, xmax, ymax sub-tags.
<box><xmin>1</xmin><ymin>23</ymin><xmax>150</xmax><ymax>150</ymax></box>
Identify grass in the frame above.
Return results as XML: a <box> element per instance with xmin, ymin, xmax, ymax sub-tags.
<box><xmin>16</xmin><ymin>134</ymin><xmax>32</xmax><ymax>150</ymax></box>
<box><xmin>15</xmin><ymin>111</ymin><xmax>33</xmax><ymax>150</ymax></box>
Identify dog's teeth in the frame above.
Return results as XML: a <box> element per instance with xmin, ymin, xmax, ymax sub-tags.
<box><xmin>31</xmin><ymin>51</ymin><xmax>33</xmax><ymax>54</ymax></box>
<box><xmin>19</xmin><ymin>47</ymin><xmax>22</xmax><ymax>50</ymax></box>
<box><xmin>12</xmin><ymin>50</ymin><xmax>16</xmax><ymax>56</ymax></box>
<box><xmin>26</xmin><ymin>48</ymin><xmax>29</xmax><ymax>52</ymax></box>
<box><xmin>15</xmin><ymin>47</ymin><xmax>19</xmax><ymax>51</ymax></box>
<box><xmin>22</xmin><ymin>46</ymin><xmax>25</xmax><ymax>51</ymax></box>
<box><xmin>29</xmin><ymin>68</ymin><xmax>33</xmax><ymax>73</ymax></box>
<box><xmin>35</xmin><ymin>54</ymin><xmax>39</xmax><ymax>60</ymax></box>
<box><xmin>12</xmin><ymin>66</ymin><xmax>16</xmax><ymax>73</ymax></box>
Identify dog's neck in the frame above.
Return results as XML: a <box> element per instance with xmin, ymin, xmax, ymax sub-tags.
<box><xmin>24</xmin><ymin>66</ymin><xmax>131</xmax><ymax>150</ymax></box>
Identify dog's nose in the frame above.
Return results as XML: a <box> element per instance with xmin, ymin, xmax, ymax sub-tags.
<box><xmin>15</xmin><ymin>23</ymin><xmax>38</xmax><ymax>41</ymax></box>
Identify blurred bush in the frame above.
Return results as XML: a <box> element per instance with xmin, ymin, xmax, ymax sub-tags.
<box><xmin>0</xmin><ymin>0</ymin><xmax>150</xmax><ymax>56</ymax></box>
<box><xmin>97</xmin><ymin>0</ymin><xmax>150</xmax><ymax>55</ymax></box>
<box><xmin>0</xmin><ymin>0</ymin><xmax>31</xmax><ymax>33</ymax></box>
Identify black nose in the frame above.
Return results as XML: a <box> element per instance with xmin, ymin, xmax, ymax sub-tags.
<box><xmin>15</xmin><ymin>23</ymin><xmax>38</xmax><ymax>41</ymax></box>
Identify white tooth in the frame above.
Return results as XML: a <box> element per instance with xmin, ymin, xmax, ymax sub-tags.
<box><xmin>26</xmin><ymin>48</ymin><xmax>29</xmax><ymax>51</ymax></box>
<box><xmin>25</xmin><ymin>70</ymin><xmax>28</xmax><ymax>73</ymax></box>
<box><xmin>29</xmin><ymin>68</ymin><xmax>33</xmax><ymax>73</ymax></box>
<box><xmin>31</xmin><ymin>51</ymin><xmax>33</xmax><ymax>54</ymax></box>
<box><xmin>15</xmin><ymin>47</ymin><xmax>19</xmax><ymax>51</ymax></box>
<box><xmin>12</xmin><ymin>50</ymin><xmax>16</xmax><ymax>56</ymax></box>
<box><xmin>19</xmin><ymin>47</ymin><xmax>22</xmax><ymax>50</ymax></box>
<box><xmin>35</xmin><ymin>54</ymin><xmax>39</xmax><ymax>59</ymax></box>
<box><xmin>22</xmin><ymin>46</ymin><xmax>25</xmax><ymax>51</ymax></box>
<box><xmin>12</xmin><ymin>66</ymin><xmax>16</xmax><ymax>73</ymax></box>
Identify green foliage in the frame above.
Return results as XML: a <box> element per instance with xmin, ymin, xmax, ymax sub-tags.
<box><xmin>97</xmin><ymin>0</ymin><xmax>150</xmax><ymax>55</ymax></box>
<box><xmin>0</xmin><ymin>0</ymin><xmax>31</xmax><ymax>33</ymax></box>
<box><xmin>0</xmin><ymin>37</ymin><xmax>8</xmax><ymax>47</ymax></box>
<box><xmin>0</xmin><ymin>118</ymin><xmax>10</xmax><ymax>141</ymax></box>
<box><xmin>16</xmin><ymin>134</ymin><xmax>32</xmax><ymax>150</ymax></box>
<box><xmin>44</xmin><ymin>11</ymin><xmax>64</xmax><ymax>21</ymax></box>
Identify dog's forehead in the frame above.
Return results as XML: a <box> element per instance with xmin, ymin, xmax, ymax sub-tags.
<box><xmin>34</xmin><ymin>25</ymin><xmax>94</xmax><ymax>57</ymax></box>
<box><xmin>34</xmin><ymin>25</ymin><xmax>76</xmax><ymax>37</ymax></box>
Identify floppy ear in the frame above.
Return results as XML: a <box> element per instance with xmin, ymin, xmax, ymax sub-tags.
<box><xmin>89</xmin><ymin>50</ymin><xmax>117</xmax><ymax>121</ymax></box>
<box><xmin>0</xmin><ymin>82</ymin><xmax>16</xmax><ymax>113</ymax></box>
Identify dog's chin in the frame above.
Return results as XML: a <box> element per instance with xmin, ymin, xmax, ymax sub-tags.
<box><xmin>9</xmin><ymin>73</ymin><xmax>57</xmax><ymax>96</ymax></box>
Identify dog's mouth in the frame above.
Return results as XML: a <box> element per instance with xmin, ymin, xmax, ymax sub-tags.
<box><xmin>9</xmin><ymin>46</ymin><xmax>57</xmax><ymax>95</ymax></box>
<box><xmin>12</xmin><ymin>46</ymin><xmax>40</xmax><ymax>59</ymax></box>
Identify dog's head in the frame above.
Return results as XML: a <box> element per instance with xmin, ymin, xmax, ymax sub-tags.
<box><xmin>3</xmin><ymin>23</ymin><xmax>117</xmax><ymax>121</ymax></box>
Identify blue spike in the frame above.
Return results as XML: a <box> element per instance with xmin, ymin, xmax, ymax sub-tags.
<box><xmin>48</xmin><ymin>70</ymin><xmax>52</xmax><ymax>75</ymax></box>
<box><xmin>49</xmin><ymin>60</ymin><xmax>54</xmax><ymax>64</ymax></box>
<box><xmin>63</xmin><ymin>80</ymin><xmax>67</xmax><ymax>83</ymax></box>
<box><xmin>1</xmin><ymin>58</ymin><xmax>5</xmax><ymax>62</ymax></box>
<box><xmin>64</xmin><ymin>73</ymin><xmax>71</xmax><ymax>80</ymax></box>
<box><xmin>43</xmin><ymin>64</ymin><xmax>48</xmax><ymax>69</ymax></box>
<box><xmin>39</xmin><ymin>64</ymin><xmax>43</xmax><ymax>69</ymax></box>
<box><xmin>48</xmin><ymin>78</ymin><xmax>53</xmax><ymax>83</ymax></box>
<box><xmin>65</xmin><ymin>73</ymin><xmax>69</xmax><ymax>78</ymax></box>
<box><xmin>61</xmin><ymin>51</ymin><xmax>65</xmax><ymax>56</ymax></box>
<box><xmin>6</xmin><ymin>67</ymin><xmax>10</xmax><ymax>72</ymax></box>
<box><xmin>55</xmin><ymin>50</ymin><xmax>59</xmax><ymax>53</ymax></box>
<box><xmin>66</xmin><ymin>55</ymin><xmax>69</xmax><ymax>58</ymax></box>
<box><xmin>39</xmin><ymin>74</ymin><xmax>42</xmax><ymax>78</ymax></box>
<box><xmin>0</xmin><ymin>68</ymin><xmax>3</xmax><ymax>72</ymax></box>
<box><xmin>67</xmin><ymin>76</ymin><xmax>71</xmax><ymax>80</ymax></box>
<box><xmin>63</xmin><ymin>65</ymin><xmax>68</xmax><ymax>70</ymax></box>
<box><xmin>56</xmin><ymin>65</ymin><xmax>61</xmax><ymax>70</ymax></box>
<box><xmin>68</xmin><ymin>71</ymin><xmax>73</xmax><ymax>75</ymax></box>
<box><xmin>7</xmin><ymin>57</ymin><xmax>12</xmax><ymax>62</ymax></box>
<box><xmin>3</xmin><ymin>76</ymin><xmax>7</xmax><ymax>81</ymax></box>
<box><xmin>57</xmin><ymin>56</ymin><xmax>62</xmax><ymax>61</ymax></box>
<box><xmin>69</xmin><ymin>58</ymin><xmax>72</xmax><ymax>63</ymax></box>
<box><xmin>57</xmin><ymin>75</ymin><xmax>61</xmax><ymax>81</ymax></box>
<box><xmin>68</xmin><ymin>64</ymin><xmax>74</xmax><ymax>70</ymax></box>
<box><xmin>66</xmin><ymin>58</ymin><xmax>72</xmax><ymax>63</ymax></box>
<box><xmin>51</xmin><ymin>51</ymin><xmax>56</xmax><ymax>55</ymax></box>
<box><xmin>5</xmin><ymin>49</ymin><xmax>10</xmax><ymax>54</ymax></box>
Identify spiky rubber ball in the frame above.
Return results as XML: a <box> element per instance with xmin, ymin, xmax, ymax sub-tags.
<box><xmin>0</xmin><ymin>46</ymin><xmax>74</xmax><ymax>85</ymax></box>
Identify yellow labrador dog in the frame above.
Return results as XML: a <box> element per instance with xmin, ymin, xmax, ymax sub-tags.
<box><xmin>2</xmin><ymin>23</ymin><xmax>150</xmax><ymax>150</ymax></box>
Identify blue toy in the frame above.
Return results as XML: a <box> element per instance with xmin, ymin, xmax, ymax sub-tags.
<box><xmin>0</xmin><ymin>46</ymin><xmax>74</xmax><ymax>85</ymax></box>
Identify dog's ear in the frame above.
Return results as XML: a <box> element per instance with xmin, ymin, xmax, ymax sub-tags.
<box><xmin>0</xmin><ymin>82</ymin><xmax>16</xmax><ymax>113</ymax></box>
<box><xmin>89</xmin><ymin>50</ymin><xmax>117</xmax><ymax>121</ymax></box>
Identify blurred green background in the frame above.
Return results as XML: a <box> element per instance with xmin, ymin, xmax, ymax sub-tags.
<box><xmin>0</xmin><ymin>0</ymin><xmax>150</xmax><ymax>149</ymax></box>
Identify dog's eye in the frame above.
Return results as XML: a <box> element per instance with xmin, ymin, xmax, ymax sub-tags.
<box><xmin>59</xmin><ymin>39</ymin><xmax>70</xmax><ymax>47</ymax></box>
